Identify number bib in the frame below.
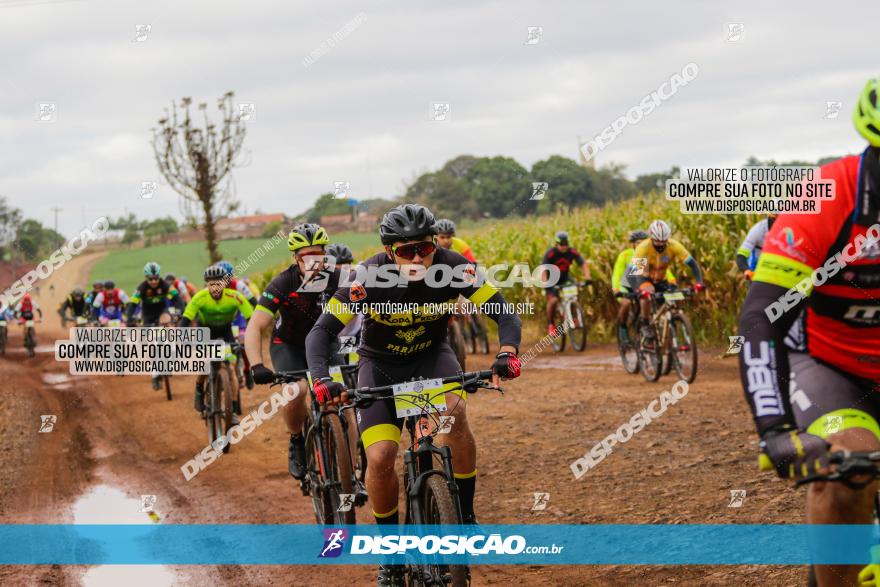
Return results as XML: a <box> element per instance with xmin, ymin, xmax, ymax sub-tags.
<box><xmin>663</xmin><ymin>292</ymin><xmax>684</xmax><ymax>302</ymax></box>
<box><xmin>392</xmin><ymin>378</ymin><xmax>447</xmax><ymax>418</ymax></box>
<box><xmin>562</xmin><ymin>285</ymin><xmax>578</xmax><ymax>297</ymax></box>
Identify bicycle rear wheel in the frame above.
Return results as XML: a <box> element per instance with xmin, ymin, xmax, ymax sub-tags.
<box><xmin>550</xmin><ymin>305</ymin><xmax>566</xmax><ymax>352</ymax></box>
<box><xmin>670</xmin><ymin>315</ymin><xmax>698</xmax><ymax>383</ymax></box>
<box><xmin>25</xmin><ymin>327</ymin><xmax>36</xmax><ymax>357</ymax></box>
<box><xmin>569</xmin><ymin>302</ymin><xmax>588</xmax><ymax>352</ymax></box>
<box><xmin>617</xmin><ymin>319</ymin><xmax>640</xmax><ymax>374</ymax></box>
<box><xmin>164</xmin><ymin>375</ymin><xmax>173</xmax><ymax>401</ymax></box>
<box><xmin>305</xmin><ymin>416</ymin><xmax>332</xmax><ymax>524</ymax></box>
<box><xmin>417</xmin><ymin>475</ymin><xmax>468</xmax><ymax>587</ymax></box>
<box><xmin>210</xmin><ymin>368</ymin><xmax>233</xmax><ymax>454</ymax></box>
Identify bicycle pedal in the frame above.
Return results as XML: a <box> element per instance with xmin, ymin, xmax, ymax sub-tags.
<box><xmin>299</xmin><ymin>479</ymin><xmax>310</xmax><ymax>496</ymax></box>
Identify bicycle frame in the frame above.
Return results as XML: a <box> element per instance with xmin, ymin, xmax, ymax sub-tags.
<box><xmin>403</xmin><ymin>417</ymin><xmax>462</xmax><ymax>524</ymax></box>
<box><xmin>647</xmin><ymin>291</ymin><xmax>689</xmax><ymax>355</ymax></box>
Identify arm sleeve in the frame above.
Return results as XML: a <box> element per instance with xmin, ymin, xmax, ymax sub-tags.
<box><xmin>684</xmin><ymin>257</ymin><xmax>703</xmax><ymax>283</ymax></box>
<box><xmin>92</xmin><ymin>292</ymin><xmax>104</xmax><ymax>308</ymax></box>
<box><xmin>737</xmin><ymin>222</ymin><xmax>763</xmax><ymax>258</ymax></box>
<box><xmin>459</xmin><ymin>275</ymin><xmax>522</xmax><ymax>351</ymax></box>
<box><xmin>735</xmin><ymin>255</ymin><xmax>751</xmax><ymax>272</ymax></box>
<box><xmin>738</xmin><ymin>281</ymin><xmax>804</xmax><ymax>435</ymax></box>
<box><xmin>611</xmin><ymin>251</ymin><xmax>628</xmax><ymax>292</ymax></box>
<box><xmin>305</xmin><ymin>292</ymin><xmax>350</xmax><ymax>381</ymax></box>
<box><xmin>182</xmin><ymin>296</ymin><xmax>199</xmax><ymax>322</ymax></box>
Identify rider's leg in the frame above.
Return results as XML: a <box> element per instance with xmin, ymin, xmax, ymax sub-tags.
<box><xmin>365</xmin><ymin>439</ymin><xmax>401</xmax><ymax>524</ymax></box>
<box><xmin>787</xmin><ymin>353</ymin><xmax>880</xmax><ymax>586</ymax></box>
<box><xmin>439</xmin><ymin>392</ymin><xmax>478</xmax><ymax>521</ymax></box>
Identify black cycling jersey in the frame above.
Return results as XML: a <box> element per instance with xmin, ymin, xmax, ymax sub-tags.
<box><xmin>126</xmin><ymin>280</ymin><xmax>179</xmax><ymax>323</ymax></box>
<box><xmin>256</xmin><ymin>264</ymin><xmax>343</xmax><ymax>348</ymax></box>
<box><xmin>306</xmin><ymin>246</ymin><xmax>522</xmax><ymax>380</ymax></box>
<box><xmin>541</xmin><ymin>246</ymin><xmax>585</xmax><ymax>286</ymax></box>
<box><xmin>60</xmin><ymin>294</ymin><xmax>89</xmax><ymax>318</ymax></box>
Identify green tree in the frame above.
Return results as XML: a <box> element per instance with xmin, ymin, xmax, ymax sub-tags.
<box><xmin>530</xmin><ymin>155</ymin><xmax>595</xmax><ymax>213</ymax></box>
<box><xmin>261</xmin><ymin>220</ymin><xmax>283</xmax><ymax>238</ymax></box>
<box><xmin>585</xmin><ymin>163</ymin><xmax>636</xmax><ymax>202</ymax></box>
<box><xmin>635</xmin><ymin>166</ymin><xmax>680</xmax><ymax>194</ymax></box>
<box><xmin>13</xmin><ymin>219</ymin><xmax>64</xmax><ymax>261</ymax></box>
<box><xmin>306</xmin><ymin>193</ymin><xmax>351</xmax><ymax>223</ymax></box>
<box><xmin>465</xmin><ymin>156</ymin><xmax>531</xmax><ymax>218</ymax></box>
<box><xmin>405</xmin><ymin>169</ymin><xmax>478</xmax><ymax>219</ymax></box>
<box><xmin>0</xmin><ymin>196</ymin><xmax>22</xmax><ymax>261</ymax></box>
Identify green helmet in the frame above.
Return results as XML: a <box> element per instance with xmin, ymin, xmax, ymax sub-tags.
<box><xmin>853</xmin><ymin>78</ymin><xmax>880</xmax><ymax>146</ymax></box>
<box><xmin>288</xmin><ymin>223</ymin><xmax>330</xmax><ymax>252</ymax></box>
<box><xmin>144</xmin><ymin>261</ymin><xmax>161</xmax><ymax>278</ymax></box>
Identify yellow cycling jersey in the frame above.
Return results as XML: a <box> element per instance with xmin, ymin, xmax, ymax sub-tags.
<box><xmin>631</xmin><ymin>238</ymin><xmax>691</xmax><ymax>282</ymax></box>
<box><xmin>449</xmin><ymin>237</ymin><xmax>476</xmax><ymax>263</ymax></box>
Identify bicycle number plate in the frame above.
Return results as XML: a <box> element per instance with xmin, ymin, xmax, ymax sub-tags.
<box><xmin>25</xmin><ymin>320</ymin><xmax>34</xmax><ymax>327</ymax></box>
<box><xmin>663</xmin><ymin>292</ymin><xmax>685</xmax><ymax>302</ymax></box>
<box><xmin>231</xmin><ymin>325</ymin><xmax>240</xmax><ymax>337</ymax></box>
<box><xmin>75</xmin><ymin>317</ymin><xmax>87</xmax><ymax>325</ymax></box>
<box><xmin>393</xmin><ymin>378</ymin><xmax>446</xmax><ymax>418</ymax></box>
<box><xmin>0</xmin><ymin>320</ymin><xmax>6</xmax><ymax>327</ymax></box>
<box><xmin>562</xmin><ymin>285</ymin><xmax>578</xmax><ymax>298</ymax></box>
<box><xmin>223</xmin><ymin>344</ymin><xmax>237</xmax><ymax>362</ymax></box>
<box><xmin>108</xmin><ymin>319</ymin><xmax>121</xmax><ymax>327</ymax></box>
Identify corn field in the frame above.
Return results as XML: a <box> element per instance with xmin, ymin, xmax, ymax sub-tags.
<box><xmin>255</xmin><ymin>194</ymin><xmax>758</xmax><ymax>344</ymax></box>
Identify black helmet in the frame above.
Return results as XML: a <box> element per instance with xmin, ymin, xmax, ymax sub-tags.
<box><xmin>104</xmin><ymin>280</ymin><xmax>115</xmax><ymax>289</ymax></box>
<box><xmin>555</xmin><ymin>231</ymin><xmax>569</xmax><ymax>246</ymax></box>
<box><xmin>628</xmin><ymin>230</ymin><xmax>649</xmax><ymax>242</ymax></box>
<box><xmin>204</xmin><ymin>265</ymin><xmax>226</xmax><ymax>281</ymax></box>
<box><xmin>379</xmin><ymin>204</ymin><xmax>438</xmax><ymax>245</ymax></box>
<box><xmin>326</xmin><ymin>243</ymin><xmax>354</xmax><ymax>264</ymax></box>
<box><xmin>93</xmin><ymin>280</ymin><xmax>103</xmax><ymax>289</ymax></box>
<box><xmin>435</xmin><ymin>218</ymin><xmax>456</xmax><ymax>235</ymax></box>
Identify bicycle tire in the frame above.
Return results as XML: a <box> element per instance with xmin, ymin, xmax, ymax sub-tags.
<box><xmin>639</xmin><ymin>334</ymin><xmax>662</xmax><ymax>382</ymax></box>
<box><xmin>617</xmin><ymin>320</ymin><xmax>640</xmax><ymax>374</ymax></box>
<box><xmin>550</xmin><ymin>305</ymin><xmax>566</xmax><ymax>352</ymax></box>
<box><xmin>670</xmin><ymin>315</ymin><xmax>698</xmax><ymax>383</ymax></box>
<box><xmin>418</xmin><ymin>475</ymin><xmax>468</xmax><ymax>587</ymax></box>
<box><xmin>164</xmin><ymin>375</ymin><xmax>173</xmax><ymax>401</ymax></box>
<box><xmin>210</xmin><ymin>367</ymin><xmax>233</xmax><ymax>454</ymax></box>
<box><xmin>0</xmin><ymin>327</ymin><xmax>5</xmax><ymax>355</ymax></box>
<box><xmin>206</xmin><ymin>376</ymin><xmax>220</xmax><ymax>448</ymax></box>
<box><xmin>324</xmin><ymin>414</ymin><xmax>356</xmax><ymax>525</ymax></box>
<box><xmin>25</xmin><ymin>327</ymin><xmax>35</xmax><ymax>357</ymax></box>
<box><xmin>305</xmin><ymin>418</ymin><xmax>333</xmax><ymax>524</ymax></box>
<box><xmin>570</xmin><ymin>302</ymin><xmax>588</xmax><ymax>352</ymax></box>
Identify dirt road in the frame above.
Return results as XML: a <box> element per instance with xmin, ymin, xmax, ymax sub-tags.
<box><xmin>0</xmin><ymin>253</ymin><xmax>805</xmax><ymax>586</ymax></box>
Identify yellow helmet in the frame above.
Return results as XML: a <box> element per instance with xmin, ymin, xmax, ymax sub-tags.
<box><xmin>853</xmin><ymin>78</ymin><xmax>880</xmax><ymax>146</ymax></box>
<box><xmin>288</xmin><ymin>223</ymin><xmax>329</xmax><ymax>252</ymax></box>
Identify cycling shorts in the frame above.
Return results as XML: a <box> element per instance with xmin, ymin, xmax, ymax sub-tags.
<box><xmin>789</xmin><ymin>352</ymin><xmax>880</xmax><ymax>442</ymax></box>
<box><xmin>630</xmin><ymin>277</ymin><xmax>674</xmax><ymax>292</ymax></box>
<box><xmin>355</xmin><ymin>342</ymin><xmax>466</xmax><ymax>449</ymax></box>
<box><xmin>269</xmin><ymin>342</ymin><xmax>309</xmax><ymax>375</ymax></box>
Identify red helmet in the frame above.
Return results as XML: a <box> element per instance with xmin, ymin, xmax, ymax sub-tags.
<box><xmin>22</xmin><ymin>293</ymin><xmax>31</xmax><ymax>301</ymax></box>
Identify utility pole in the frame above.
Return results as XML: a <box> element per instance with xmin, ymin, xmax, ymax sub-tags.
<box><xmin>50</xmin><ymin>206</ymin><xmax>62</xmax><ymax>235</ymax></box>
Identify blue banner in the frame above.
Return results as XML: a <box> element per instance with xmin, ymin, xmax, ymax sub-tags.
<box><xmin>1</xmin><ymin>524</ymin><xmax>878</xmax><ymax>565</ymax></box>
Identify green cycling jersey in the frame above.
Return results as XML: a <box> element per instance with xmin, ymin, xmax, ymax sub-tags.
<box><xmin>182</xmin><ymin>288</ymin><xmax>253</xmax><ymax>328</ymax></box>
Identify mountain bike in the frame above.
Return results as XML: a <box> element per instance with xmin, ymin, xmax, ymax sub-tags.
<box><xmin>614</xmin><ymin>291</ymin><xmax>641</xmax><ymax>374</ymax></box>
<box><xmin>203</xmin><ymin>342</ymin><xmax>239</xmax><ymax>454</ymax></box>
<box><xmin>274</xmin><ymin>365</ymin><xmax>367</xmax><ymax>525</ymax></box>
<box><xmin>760</xmin><ymin>450</ymin><xmax>880</xmax><ymax>586</ymax></box>
<box><xmin>346</xmin><ymin>370</ymin><xmax>499</xmax><ymax>587</ymax></box>
<box><xmin>636</xmin><ymin>287</ymin><xmax>698</xmax><ymax>383</ymax></box>
<box><xmin>23</xmin><ymin>318</ymin><xmax>38</xmax><ymax>357</ymax></box>
<box><xmin>550</xmin><ymin>280</ymin><xmax>590</xmax><ymax>352</ymax></box>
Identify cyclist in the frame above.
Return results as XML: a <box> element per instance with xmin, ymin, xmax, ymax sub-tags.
<box><xmin>165</xmin><ymin>273</ymin><xmax>197</xmax><ymax>303</ymax></box>
<box><xmin>326</xmin><ymin>243</ymin><xmax>362</xmax><ymax>345</ymax></box>
<box><xmin>627</xmin><ymin>220</ymin><xmax>704</xmax><ymax>339</ymax></box>
<box><xmin>305</xmin><ymin>204</ymin><xmax>522</xmax><ymax>585</ymax></box>
<box><xmin>58</xmin><ymin>288</ymin><xmax>89</xmax><ymax>325</ymax></box>
<box><xmin>245</xmin><ymin>224</ymin><xmax>344</xmax><ymax>481</ymax></box>
<box><xmin>85</xmin><ymin>281</ymin><xmax>104</xmax><ymax>307</ymax></box>
<box><xmin>736</xmin><ymin>214</ymin><xmax>778</xmax><ymax>281</ymax></box>
<box><xmin>217</xmin><ymin>260</ymin><xmax>257</xmax><ymax>388</ymax></box>
<box><xmin>90</xmin><ymin>280</ymin><xmax>129</xmax><ymax>325</ymax></box>
<box><xmin>541</xmin><ymin>231</ymin><xmax>587</xmax><ymax>337</ymax></box>
<box><xmin>181</xmin><ymin>265</ymin><xmax>254</xmax><ymax>420</ymax></box>
<box><xmin>14</xmin><ymin>293</ymin><xmax>42</xmax><ymax>333</ymax></box>
<box><xmin>738</xmin><ymin>78</ymin><xmax>880</xmax><ymax>586</ymax></box>
<box><xmin>435</xmin><ymin>218</ymin><xmax>477</xmax><ymax>263</ymax></box>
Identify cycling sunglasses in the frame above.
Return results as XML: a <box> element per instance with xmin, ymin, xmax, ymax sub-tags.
<box><xmin>391</xmin><ymin>241</ymin><xmax>436</xmax><ymax>260</ymax></box>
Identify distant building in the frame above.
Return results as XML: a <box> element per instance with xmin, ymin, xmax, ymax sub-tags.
<box><xmin>320</xmin><ymin>212</ymin><xmax>379</xmax><ymax>234</ymax></box>
<box><xmin>215</xmin><ymin>213</ymin><xmax>288</xmax><ymax>239</ymax></box>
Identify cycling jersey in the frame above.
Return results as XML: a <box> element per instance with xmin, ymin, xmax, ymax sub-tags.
<box><xmin>541</xmin><ymin>246</ymin><xmax>585</xmax><ymax>287</ymax></box>
<box><xmin>128</xmin><ymin>280</ymin><xmax>179</xmax><ymax>323</ymax></box>
<box><xmin>612</xmin><ymin>246</ymin><xmax>676</xmax><ymax>292</ymax></box>
<box><xmin>449</xmin><ymin>237</ymin><xmax>477</xmax><ymax>263</ymax></box>
<box><xmin>182</xmin><ymin>288</ymin><xmax>253</xmax><ymax>337</ymax></box>
<box><xmin>306</xmin><ymin>246</ymin><xmax>522</xmax><ymax>380</ymax></box>
<box><xmin>18</xmin><ymin>297</ymin><xmax>34</xmax><ymax>314</ymax></box>
<box><xmin>93</xmin><ymin>288</ymin><xmax>129</xmax><ymax>310</ymax></box>
<box><xmin>630</xmin><ymin>238</ymin><xmax>691</xmax><ymax>283</ymax></box>
<box><xmin>737</xmin><ymin>218</ymin><xmax>775</xmax><ymax>271</ymax></box>
<box><xmin>740</xmin><ymin>149</ymin><xmax>880</xmax><ymax>435</ymax></box>
<box><xmin>59</xmin><ymin>294</ymin><xmax>89</xmax><ymax>318</ymax></box>
<box><xmin>255</xmin><ymin>265</ymin><xmax>343</xmax><ymax>348</ymax></box>
<box><xmin>228</xmin><ymin>278</ymin><xmax>258</xmax><ymax>303</ymax></box>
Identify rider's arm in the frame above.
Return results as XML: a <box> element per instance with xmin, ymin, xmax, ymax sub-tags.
<box><xmin>611</xmin><ymin>250</ymin><xmax>630</xmax><ymax>293</ymax></box>
<box><xmin>462</xmin><ymin>275</ymin><xmax>522</xmax><ymax>352</ymax></box>
<box><xmin>736</xmin><ymin>221</ymin><xmax>765</xmax><ymax>272</ymax></box>
<box><xmin>235</xmin><ymin>280</ymin><xmax>258</xmax><ymax>306</ymax></box>
<box><xmin>305</xmin><ymin>293</ymin><xmax>352</xmax><ymax>381</ymax></box>
<box><xmin>126</xmin><ymin>285</ymin><xmax>143</xmax><ymax>321</ymax></box>
<box><xmin>178</xmin><ymin>292</ymin><xmax>201</xmax><ymax>328</ymax></box>
<box><xmin>684</xmin><ymin>257</ymin><xmax>703</xmax><ymax>284</ymax></box>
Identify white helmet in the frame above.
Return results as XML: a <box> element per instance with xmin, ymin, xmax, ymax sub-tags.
<box><xmin>648</xmin><ymin>220</ymin><xmax>671</xmax><ymax>241</ymax></box>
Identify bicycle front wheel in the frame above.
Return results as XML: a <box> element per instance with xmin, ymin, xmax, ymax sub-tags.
<box><xmin>322</xmin><ymin>414</ymin><xmax>356</xmax><ymax>525</ymax></box>
<box><xmin>211</xmin><ymin>367</ymin><xmax>233</xmax><ymax>454</ymax></box>
<box><xmin>617</xmin><ymin>320</ymin><xmax>640</xmax><ymax>374</ymax></box>
<box><xmin>550</xmin><ymin>305</ymin><xmax>566</xmax><ymax>352</ymax></box>
<box><xmin>569</xmin><ymin>302</ymin><xmax>588</xmax><ymax>352</ymax></box>
<box><xmin>419</xmin><ymin>475</ymin><xmax>468</xmax><ymax>587</ymax></box>
<box><xmin>305</xmin><ymin>417</ymin><xmax>332</xmax><ymax>524</ymax></box>
<box><xmin>669</xmin><ymin>315</ymin><xmax>698</xmax><ymax>383</ymax></box>
<box><xmin>164</xmin><ymin>375</ymin><xmax>173</xmax><ymax>401</ymax></box>
<box><xmin>639</xmin><ymin>332</ymin><xmax>662</xmax><ymax>382</ymax></box>
<box><xmin>25</xmin><ymin>328</ymin><xmax>36</xmax><ymax>357</ymax></box>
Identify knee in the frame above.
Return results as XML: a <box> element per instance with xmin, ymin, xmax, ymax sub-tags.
<box><xmin>366</xmin><ymin>442</ymin><xmax>398</xmax><ymax>473</ymax></box>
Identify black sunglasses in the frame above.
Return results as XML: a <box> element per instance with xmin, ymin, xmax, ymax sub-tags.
<box><xmin>391</xmin><ymin>241</ymin><xmax>436</xmax><ymax>261</ymax></box>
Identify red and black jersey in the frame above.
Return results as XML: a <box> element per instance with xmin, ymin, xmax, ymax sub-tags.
<box><xmin>540</xmin><ymin>246</ymin><xmax>585</xmax><ymax>285</ymax></box>
<box><xmin>255</xmin><ymin>265</ymin><xmax>342</xmax><ymax>348</ymax></box>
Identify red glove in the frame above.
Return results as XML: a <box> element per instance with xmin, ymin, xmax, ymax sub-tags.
<box><xmin>492</xmin><ymin>352</ymin><xmax>521</xmax><ymax>379</ymax></box>
<box><xmin>693</xmin><ymin>283</ymin><xmax>706</xmax><ymax>293</ymax></box>
<box><xmin>313</xmin><ymin>378</ymin><xmax>345</xmax><ymax>404</ymax></box>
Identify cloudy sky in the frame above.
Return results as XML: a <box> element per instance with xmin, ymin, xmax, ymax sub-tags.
<box><xmin>0</xmin><ymin>0</ymin><xmax>875</xmax><ymax>237</ymax></box>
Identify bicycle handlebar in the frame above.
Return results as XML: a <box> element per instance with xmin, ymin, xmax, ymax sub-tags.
<box><xmin>272</xmin><ymin>364</ymin><xmax>359</xmax><ymax>385</ymax></box>
<box><xmin>349</xmin><ymin>370</ymin><xmax>498</xmax><ymax>406</ymax></box>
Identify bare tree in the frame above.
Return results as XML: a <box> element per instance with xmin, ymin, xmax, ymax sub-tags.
<box><xmin>151</xmin><ymin>92</ymin><xmax>246</xmax><ymax>263</ymax></box>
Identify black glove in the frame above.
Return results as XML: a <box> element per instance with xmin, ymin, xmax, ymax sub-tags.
<box><xmin>492</xmin><ymin>351</ymin><xmax>521</xmax><ymax>379</ymax></box>
<box><xmin>251</xmin><ymin>363</ymin><xmax>275</xmax><ymax>385</ymax></box>
<box><xmin>761</xmin><ymin>429</ymin><xmax>829</xmax><ymax>480</ymax></box>
<box><xmin>313</xmin><ymin>377</ymin><xmax>345</xmax><ymax>404</ymax></box>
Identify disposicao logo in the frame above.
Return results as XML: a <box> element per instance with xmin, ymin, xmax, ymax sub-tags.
<box><xmin>319</xmin><ymin>528</ymin><xmax>348</xmax><ymax>558</ymax></box>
